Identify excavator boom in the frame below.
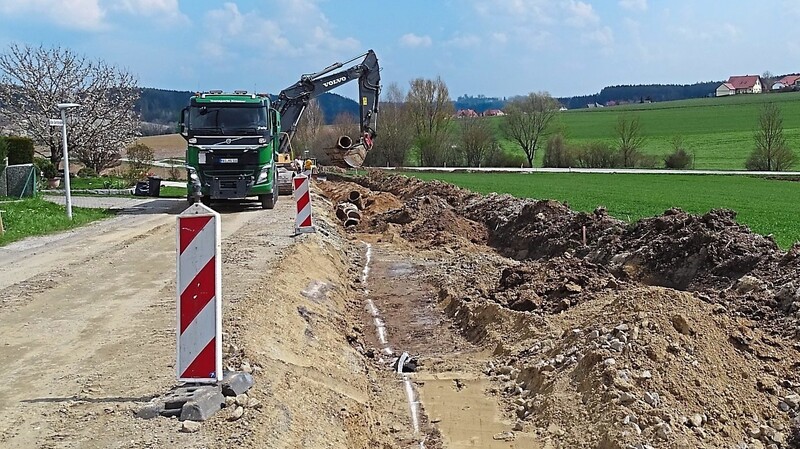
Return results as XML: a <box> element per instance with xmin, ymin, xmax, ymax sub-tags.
<box><xmin>273</xmin><ymin>50</ymin><xmax>381</xmax><ymax>168</ymax></box>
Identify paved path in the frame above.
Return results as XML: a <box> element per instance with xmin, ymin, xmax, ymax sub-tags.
<box><xmin>43</xmin><ymin>195</ymin><xmax>185</xmax><ymax>213</ymax></box>
<box><xmin>385</xmin><ymin>167</ymin><xmax>800</xmax><ymax>176</ymax></box>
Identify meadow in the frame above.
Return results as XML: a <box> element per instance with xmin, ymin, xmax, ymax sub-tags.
<box><xmin>488</xmin><ymin>91</ymin><xmax>800</xmax><ymax>169</ymax></box>
<box><xmin>402</xmin><ymin>171</ymin><xmax>800</xmax><ymax>248</ymax></box>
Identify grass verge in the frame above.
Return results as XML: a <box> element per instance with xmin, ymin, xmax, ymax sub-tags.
<box><xmin>401</xmin><ymin>171</ymin><xmax>800</xmax><ymax>248</ymax></box>
<box><xmin>0</xmin><ymin>197</ymin><xmax>114</xmax><ymax>247</ymax></box>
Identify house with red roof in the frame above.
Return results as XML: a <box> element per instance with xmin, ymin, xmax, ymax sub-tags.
<box><xmin>482</xmin><ymin>109</ymin><xmax>505</xmax><ymax>117</ymax></box>
<box><xmin>455</xmin><ymin>109</ymin><xmax>479</xmax><ymax>118</ymax></box>
<box><xmin>772</xmin><ymin>74</ymin><xmax>800</xmax><ymax>91</ymax></box>
<box><xmin>726</xmin><ymin>75</ymin><xmax>763</xmax><ymax>94</ymax></box>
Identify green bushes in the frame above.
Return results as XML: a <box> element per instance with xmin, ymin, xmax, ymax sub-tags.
<box><xmin>6</xmin><ymin>136</ymin><xmax>34</xmax><ymax>165</ymax></box>
<box><xmin>664</xmin><ymin>137</ymin><xmax>692</xmax><ymax>169</ymax></box>
<box><xmin>543</xmin><ymin>134</ymin><xmax>575</xmax><ymax>168</ymax></box>
<box><xmin>77</xmin><ymin>167</ymin><xmax>98</xmax><ymax>178</ymax></box>
<box><xmin>34</xmin><ymin>157</ymin><xmax>58</xmax><ymax>179</ymax></box>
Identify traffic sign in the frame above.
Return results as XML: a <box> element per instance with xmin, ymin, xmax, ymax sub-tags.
<box><xmin>49</xmin><ymin>119</ymin><xmax>63</xmax><ymax>127</ymax></box>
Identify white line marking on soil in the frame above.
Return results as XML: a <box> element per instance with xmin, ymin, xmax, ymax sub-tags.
<box><xmin>361</xmin><ymin>243</ymin><xmax>372</xmax><ymax>284</ymax></box>
<box><xmin>359</xmin><ymin>241</ymin><xmax>424</xmax><ymax>448</ymax></box>
<box><xmin>403</xmin><ymin>376</ymin><xmax>421</xmax><ymax>434</ymax></box>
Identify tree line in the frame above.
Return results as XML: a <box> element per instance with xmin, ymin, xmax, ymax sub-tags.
<box><xmin>0</xmin><ymin>43</ymin><xmax>794</xmax><ymax>174</ymax></box>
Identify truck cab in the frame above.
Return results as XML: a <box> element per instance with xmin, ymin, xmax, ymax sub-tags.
<box><xmin>180</xmin><ymin>91</ymin><xmax>280</xmax><ymax>209</ymax></box>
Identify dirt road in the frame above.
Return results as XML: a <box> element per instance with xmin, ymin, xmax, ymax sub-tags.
<box><xmin>0</xmin><ymin>198</ymin><xmax>298</xmax><ymax>448</ymax></box>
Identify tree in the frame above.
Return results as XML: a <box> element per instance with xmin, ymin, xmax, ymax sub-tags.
<box><xmin>664</xmin><ymin>136</ymin><xmax>692</xmax><ymax>169</ymax></box>
<box><xmin>292</xmin><ymin>99</ymin><xmax>325</xmax><ymax>157</ymax></box>
<box><xmin>762</xmin><ymin>71</ymin><xmax>775</xmax><ymax>91</ymax></box>
<box><xmin>746</xmin><ymin>103</ymin><xmax>796</xmax><ymax>171</ymax></box>
<box><xmin>459</xmin><ymin>117</ymin><xmax>495</xmax><ymax>167</ymax></box>
<box><xmin>501</xmin><ymin>92</ymin><xmax>560</xmax><ymax>168</ymax></box>
<box><xmin>543</xmin><ymin>133</ymin><xmax>576</xmax><ymax>168</ymax></box>
<box><xmin>406</xmin><ymin>77</ymin><xmax>454</xmax><ymax>166</ymax></box>
<box><xmin>615</xmin><ymin>114</ymin><xmax>646</xmax><ymax>167</ymax></box>
<box><xmin>0</xmin><ymin>44</ymin><xmax>140</xmax><ymax>172</ymax></box>
<box><xmin>365</xmin><ymin>83</ymin><xmax>414</xmax><ymax>167</ymax></box>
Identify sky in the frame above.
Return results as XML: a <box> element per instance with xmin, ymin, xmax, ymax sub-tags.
<box><xmin>0</xmin><ymin>0</ymin><xmax>798</xmax><ymax>100</ymax></box>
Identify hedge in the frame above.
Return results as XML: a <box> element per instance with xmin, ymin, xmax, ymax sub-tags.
<box><xmin>6</xmin><ymin>136</ymin><xmax>34</xmax><ymax>165</ymax></box>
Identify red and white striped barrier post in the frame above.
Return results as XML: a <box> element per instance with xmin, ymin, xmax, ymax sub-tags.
<box><xmin>176</xmin><ymin>203</ymin><xmax>222</xmax><ymax>383</ymax></box>
<box><xmin>293</xmin><ymin>174</ymin><xmax>316</xmax><ymax>234</ymax></box>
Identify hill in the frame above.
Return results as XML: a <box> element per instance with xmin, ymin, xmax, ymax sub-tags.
<box><xmin>485</xmin><ymin>91</ymin><xmax>800</xmax><ymax>169</ymax></box>
<box><xmin>136</xmin><ymin>88</ymin><xmax>359</xmax><ymax>126</ymax></box>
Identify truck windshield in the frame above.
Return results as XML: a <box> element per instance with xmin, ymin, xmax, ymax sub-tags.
<box><xmin>189</xmin><ymin>105</ymin><xmax>268</xmax><ymax>136</ymax></box>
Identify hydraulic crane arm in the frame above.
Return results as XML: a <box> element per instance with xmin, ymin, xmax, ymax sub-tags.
<box><xmin>273</xmin><ymin>50</ymin><xmax>381</xmax><ymax>164</ymax></box>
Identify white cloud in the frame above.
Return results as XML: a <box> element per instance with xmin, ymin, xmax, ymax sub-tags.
<box><xmin>619</xmin><ymin>0</ymin><xmax>647</xmax><ymax>12</ymax></box>
<box><xmin>111</xmin><ymin>0</ymin><xmax>188</xmax><ymax>23</ymax></box>
<box><xmin>565</xmin><ymin>0</ymin><xmax>599</xmax><ymax>28</ymax></box>
<box><xmin>445</xmin><ymin>34</ymin><xmax>481</xmax><ymax>48</ymax></box>
<box><xmin>0</xmin><ymin>0</ymin><xmax>107</xmax><ymax>31</ymax></box>
<box><xmin>399</xmin><ymin>33</ymin><xmax>432</xmax><ymax>48</ymax></box>
<box><xmin>199</xmin><ymin>0</ymin><xmax>361</xmax><ymax>61</ymax></box>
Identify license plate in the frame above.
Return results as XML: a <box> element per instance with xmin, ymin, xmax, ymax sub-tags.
<box><xmin>219</xmin><ymin>158</ymin><xmax>238</xmax><ymax>163</ymax></box>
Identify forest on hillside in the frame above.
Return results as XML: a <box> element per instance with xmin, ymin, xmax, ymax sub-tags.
<box><xmin>136</xmin><ymin>81</ymin><xmax>725</xmax><ymax>131</ymax></box>
<box><xmin>136</xmin><ymin>88</ymin><xmax>359</xmax><ymax>126</ymax></box>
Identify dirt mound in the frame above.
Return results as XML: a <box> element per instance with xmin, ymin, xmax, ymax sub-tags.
<box><xmin>490</xmin><ymin>257</ymin><xmax>622</xmax><ymax>313</ymax></box>
<box><xmin>348</xmin><ymin>172</ymin><xmax>800</xmax><ymax>337</ymax></box>
<box><xmin>475</xmin><ymin>287</ymin><xmax>799</xmax><ymax>449</ymax></box>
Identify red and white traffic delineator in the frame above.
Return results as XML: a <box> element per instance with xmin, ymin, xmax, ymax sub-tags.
<box><xmin>293</xmin><ymin>174</ymin><xmax>316</xmax><ymax>234</ymax></box>
<box><xmin>176</xmin><ymin>203</ymin><xmax>222</xmax><ymax>383</ymax></box>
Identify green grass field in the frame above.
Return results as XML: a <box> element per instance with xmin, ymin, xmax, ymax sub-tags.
<box><xmin>0</xmin><ymin>197</ymin><xmax>113</xmax><ymax>246</ymax></box>
<box><xmin>485</xmin><ymin>92</ymin><xmax>800</xmax><ymax>169</ymax></box>
<box><xmin>402</xmin><ymin>171</ymin><xmax>800</xmax><ymax>248</ymax></box>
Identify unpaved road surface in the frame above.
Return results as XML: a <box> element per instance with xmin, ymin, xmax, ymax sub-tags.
<box><xmin>0</xmin><ymin>198</ymin><xmax>299</xmax><ymax>447</ymax></box>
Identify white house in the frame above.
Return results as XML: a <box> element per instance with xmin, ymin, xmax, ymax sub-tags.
<box><xmin>715</xmin><ymin>82</ymin><xmax>736</xmax><ymax>96</ymax></box>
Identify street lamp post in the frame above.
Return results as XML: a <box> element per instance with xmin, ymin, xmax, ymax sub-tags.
<box><xmin>56</xmin><ymin>103</ymin><xmax>80</xmax><ymax>219</ymax></box>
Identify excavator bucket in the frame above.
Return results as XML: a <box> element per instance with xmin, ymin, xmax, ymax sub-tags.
<box><xmin>325</xmin><ymin>135</ymin><xmax>368</xmax><ymax>168</ymax></box>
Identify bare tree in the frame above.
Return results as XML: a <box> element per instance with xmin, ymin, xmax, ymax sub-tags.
<box><xmin>459</xmin><ymin>117</ymin><xmax>495</xmax><ymax>167</ymax></box>
<box><xmin>501</xmin><ymin>92</ymin><xmax>560</xmax><ymax>168</ymax></box>
<box><xmin>746</xmin><ymin>103</ymin><xmax>796</xmax><ymax>171</ymax></box>
<box><xmin>615</xmin><ymin>114</ymin><xmax>646</xmax><ymax>167</ymax></box>
<box><xmin>762</xmin><ymin>71</ymin><xmax>775</xmax><ymax>91</ymax></box>
<box><xmin>0</xmin><ymin>44</ymin><xmax>140</xmax><ymax>172</ymax></box>
<box><xmin>365</xmin><ymin>82</ymin><xmax>413</xmax><ymax>167</ymax></box>
<box><xmin>406</xmin><ymin>77</ymin><xmax>454</xmax><ymax>166</ymax></box>
<box><xmin>292</xmin><ymin>99</ymin><xmax>324</xmax><ymax>157</ymax></box>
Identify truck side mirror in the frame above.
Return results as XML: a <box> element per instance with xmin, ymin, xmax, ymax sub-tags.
<box><xmin>179</xmin><ymin>107</ymin><xmax>189</xmax><ymax>136</ymax></box>
<box><xmin>270</xmin><ymin>109</ymin><xmax>280</xmax><ymax>135</ymax></box>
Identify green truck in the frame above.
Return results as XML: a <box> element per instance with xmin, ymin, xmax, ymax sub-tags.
<box><xmin>179</xmin><ymin>50</ymin><xmax>380</xmax><ymax>209</ymax></box>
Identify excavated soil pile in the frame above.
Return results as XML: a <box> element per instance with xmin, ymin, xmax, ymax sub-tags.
<box><xmin>319</xmin><ymin>171</ymin><xmax>800</xmax><ymax>448</ymax></box>
<box><xmin>349</xmin><ymin>171</ymin><xmax>800</xmax><ymax>338</ymax></box>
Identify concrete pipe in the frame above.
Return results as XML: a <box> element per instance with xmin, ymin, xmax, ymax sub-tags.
<box><xmin>337</xmin><ymin>135</ymin><xmax>353</xmax><ymax>150</ymax></box>
<box><xmin>346</xmin><ymin>209</ymin><xmax>362</xmax><ymax>221</ymax></box>
<box><xmin>336</xmin><ymin>202</ymin><xmax>357</xmax><ymax>221</ymax></box>
<box><xmin>348</xmin><ymin>190</ymin><xmax>364</xmax><ymax>210</ymax></box>
<box><xmin>344</xmin><ymin>217</ymin><xmax>360</xmax><ymax>227</ymax></box>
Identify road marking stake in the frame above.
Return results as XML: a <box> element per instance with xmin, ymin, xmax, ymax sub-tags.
<box><xmin>293</xmin><ymin>174</ymin><xmax>316</xmax><ymax>234</ymax></box>
<box><xmin>176</xmin><ymin>203</ymin><xmax>222</xmax><ymax>383</ymax></box>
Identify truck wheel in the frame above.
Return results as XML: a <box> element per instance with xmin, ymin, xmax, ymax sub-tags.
<box><xmin>260</xmin><ymin>194</ymin><xmax>275</xmax><ymax>209</ymax></box>
<box><xmin>260</xmin><ymin>171</ymin><xmax>278</xmax><ymax>209</ymax></box>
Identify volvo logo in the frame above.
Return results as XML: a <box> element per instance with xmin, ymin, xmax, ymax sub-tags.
<box><xmin>323</xmin><ymin>77</ymin><xmax>347</xmax><ymax>88</ymax></box>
